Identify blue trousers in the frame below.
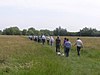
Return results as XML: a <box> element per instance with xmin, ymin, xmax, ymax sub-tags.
<box><xmin>65</xmin><ymin>47</ymin><xmax>70</xmax><ymax>57</ymax></box>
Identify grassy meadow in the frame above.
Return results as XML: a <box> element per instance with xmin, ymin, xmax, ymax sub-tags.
<box><xmin>0</xmin><ymin>35</ymin><xmax>100</xmax><ymax>75</ymax></box>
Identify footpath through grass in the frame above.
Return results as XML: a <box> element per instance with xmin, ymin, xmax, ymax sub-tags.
<box><xmin>0</xmin><ymin>35</ymin><xmax>100</xmax><ymax>75</ymax></box>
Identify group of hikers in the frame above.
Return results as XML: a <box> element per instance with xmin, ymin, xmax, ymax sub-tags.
<box><xmin>28</xmin><ymin>35</ymin><xmax>83</xmax><ymax>57</ymax></box>
<box><xmin>56</xmin><ymin>36</ymin><xmax>83</xmax><ymax>57</ymax></box>
<box><xmin>28</xmin><ymin>35</ymin><xmax>55</xmax><ymax>46</ymax></box>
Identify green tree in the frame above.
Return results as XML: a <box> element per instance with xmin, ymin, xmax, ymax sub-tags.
<box><xmin>3</xmin><ymin>27</ymin><xmax>21</xmax><ymax>35</ymax></box>
<box><xmin>79</xmin><ymin>27</ymin><xmax>99</xmax><ymax>36</ymax></box>
<box><xmin>53</xmin><ymin>26</ymin><xmax>67</xmax><ymax>36</ymax></box>
<box><xmin>27</xmin><ymin>27</ymin><xmax>35</xmax><ymax>35</ymax></box>
<box><xmin>22</xmin><ymin>29</ymin><xmax>27</xmax><ymax>35</ymax></box>
<box><xmin>40</xmin><ymin>29</ymin><xmax>53</xmax><ymax>36</ymax></box>
<box><xmin>0</xmin><ymin>30</ymin><xmax>2</xmax><ymax>35</ymax></box>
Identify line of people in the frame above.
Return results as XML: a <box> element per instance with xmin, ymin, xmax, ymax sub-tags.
<box><xmin>28</xmin><ymin>35</ymin><xmax>55</xmax><ymax>46</ymax></box>
<box><xmin>28</xmin><ymin>35</ymin><xmax>83</xmax><ymax>57</ymax></box>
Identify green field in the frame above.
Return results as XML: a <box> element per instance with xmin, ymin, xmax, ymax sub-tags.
<box><xmin>0</xmin><ymin>35</ymin><xmax>100</xmax><ymax>75</ymax></box>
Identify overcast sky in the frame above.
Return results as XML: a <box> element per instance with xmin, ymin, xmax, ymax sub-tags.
<box><xmin>0</xmin><ymin>0</ymin><xmax>100</xmax><ymax>32</ymax></box>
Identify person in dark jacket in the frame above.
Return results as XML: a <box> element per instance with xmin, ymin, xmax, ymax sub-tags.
<box><xmin>63</xmin><ymin>38</ymin><xmax>67</xmax><ymax>53</ymax></box>
<box><xmin>56</xmin><ymin>36</ymin><xmax>61</xmax><ymax>53</ymax></box>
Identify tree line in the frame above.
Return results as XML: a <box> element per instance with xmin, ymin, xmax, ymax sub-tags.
<box><xmin>0</xmin><ymin>26</ymin><xmax>100</xmax><ymax>36</ymax></box>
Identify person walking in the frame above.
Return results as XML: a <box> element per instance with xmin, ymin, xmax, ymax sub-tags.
<box><xmin>50</xmin><ymin>36</ymin><xmax>55</xmax><ymax>46</ymax></box>
<box><xmin>64</xmin><ymin>39</ymin><xmax>71</xmax><ymax>57</ymax></box>
<box><xmin>74</xmin><ymin>38</ymin><xmax>83</xmax><ymax>56</ymax></box>
<box><xmin>47</xmin><ymin>36</ymin><xmax>50</xmax><ymax>45</ymax></box>
<box><xmin>42</xmin><ymin>34</ymin><xmax>46</xmax><ymax>45</ymax></box>
<box><xmin>63</xmin><ymin>38</ymin><xmax>67</xmax><ymax>50</ymax></box>
<box><xmin>55</xmin><ymin>36</ymin><xmax>61</xmax><ymax>54</ymax></box>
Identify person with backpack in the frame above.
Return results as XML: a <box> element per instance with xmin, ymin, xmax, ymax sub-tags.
<box><xmin>64</xmin><ymin>38</ymin><xmax>72</xmax><ymax>57</ymax></box>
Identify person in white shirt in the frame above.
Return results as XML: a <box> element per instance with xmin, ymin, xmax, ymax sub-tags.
<box><xmin>50</xmin><ymin>36</ymin><xmax>55</xmax><ymax>46</ymax></box>
<box><xmin>74</xmin><ymin>38</ymin><xmax>83</xmax><ymax>56</ymax></box>
<box><xmin>47</xmin><ymin>36</ymin><xmax>50</xmax><ymax>45</ymax></box>
<box><xmin>42</xmin><ymin>35</ymin><xmax>46</xmax><ymax>45</ymax></box>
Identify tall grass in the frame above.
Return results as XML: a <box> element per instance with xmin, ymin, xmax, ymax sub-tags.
<box><xmin>0</xmin><ymin>35</ymin><xmax>100</xmax><ymax>75</ymax></box>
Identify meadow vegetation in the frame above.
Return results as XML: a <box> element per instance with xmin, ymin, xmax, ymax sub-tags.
<box><xmin>0</xmin><ymin>35</ymin><xmax>100</xmax><ymax>75</ymax></box>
